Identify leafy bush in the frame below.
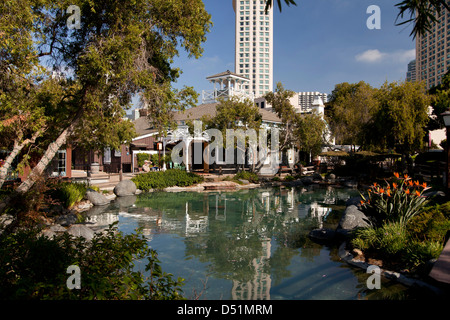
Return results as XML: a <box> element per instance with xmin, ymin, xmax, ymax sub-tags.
<box><xmin>132</xmin><ymin>169</ymin><xmax>204</xmax><ymax>191</ymax></box>
<box><xmin>360</xmin><ymin>173</ymin><xmax>430</xmax><ymax>228</ymax></box>
<box><xmin>234</xmin><ymin>171</ymin><xmax>259</xmax><ymax>183</ymax></box>
<box><xmin>405</xmin><ymin>240</ymin><xmax>444</xmax><ymax>269</ymax></box>
<box><xmin>49</xmin><ymin>181</ymin><xmax>99</xmax><ymax>209</ymax></box>
<box><xmin>0</xmin><ymin>223</ymin><xmax>185</xmax><ymax>300</ymax></box>
<box><xmin>136</xmin><ymin>153</ymin><xmax>150</xmax><ymax>167</ymax></box>
<box><xmin>407</xmin><ymin>204</ymin><xmax>450</xmax><ymax>243</ymax></box>
<box><xmin>351</xmin><ymin>227</ymin><xmax>378</xmax><ymax>250</ymax></box>
<box><xmin>376</xmin><ymin>222</ymin><xmax>408</xmax><ymax>256</ymax></box>
<box><xmin>351</xmin><ymin>222</ymin><xmax>408</xmax><ymax>256</ymax></box>
<box><xmin>284</xmin><ymin>175</ymin><xmax>295</xmax><ymax>181</ymax></box>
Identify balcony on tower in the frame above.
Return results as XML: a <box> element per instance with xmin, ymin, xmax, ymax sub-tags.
<box><xmin>201</xmin><ymin>70</ymin><xmax>254</xmax><ymax>104</ymax></box>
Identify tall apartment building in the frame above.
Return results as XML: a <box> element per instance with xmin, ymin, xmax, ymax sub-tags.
<box><xmin>232</xmin><ymin>0</ymin><xmax>273</xmax><ymax>98</ymax></box>
<box><xmin>416</xmin><ymin>1</ymin><xmax>450</xmax><ymax>88</ymax></box>
<box><xmin>406</xmin><ymin>59</ymin><xmax>416</xmax><ymax>82</ymax></box>
<box><xmin>298</xmin><ymin>92</ymin><xmax>328</xmax><ymax>112</ymax></box>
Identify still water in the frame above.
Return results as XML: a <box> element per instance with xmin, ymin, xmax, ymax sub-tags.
<box><xmin>86</xmin><ymin>186</ymin><xmax>418</xmax><ymax>300</ymax></box>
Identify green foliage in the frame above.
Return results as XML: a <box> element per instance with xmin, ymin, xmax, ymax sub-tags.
<box><xmin>264</xmin><ymin>82</ymin><xmax>297</xmax><ymax>151</ymax></box>
<box><xmin>234</xmin><ymin>171</ymin><xmax>259</xmax><ymax>183</ymax></box>
<box><xmin>404</xmin><ymin>240</ymin><xmax>444</xmax><ymax>269</ymax></box>
<box><xmin>0</xmin><ymin>223</ymin><xmax>185</xmax><ymax>300</ymax></box>
<box><xmin>407</xmin><ymin>203</ymin><xmax>450</xmax><ymax>242</ymax></box>
<box><xmin>370</xmin><ymin>81</ymin><xmax>431</xmax><ymax>154</ymax></box>
<box><xmin>137</xmin><ymin>153</ymin><xmax>150</xmax><ymax>167</ymax></box>
<box><xmin>327</xmin><ymin>81</ymin><xmax>379</xmax><ymax>148</ymax></box>
<box><xmin>131</xmin><ymin>169</ymin><xmax>204</xmax><ymax>191</ymax></box>
<box><xmin>48</xmin><ymin>181</ymin><xmax>99</xmax><ymax>209</ymax></box>
<box><xmin>376</xmin><ymin>222</ymin><xmax>409</xmax><ymax>256</ymax></box>
<box><xmin>351</xmin><ymin>227</ymin><xmax>378</xmax><ymax>251</ymax></box>
<box><xmin>284</xmin><ymin>175</ymin><xmax>295</xmax><ymax>181</ymax></box>
<box><xmin>352</xmin><ymin>182</ymin><xmax>449</xmax><ymax>271</ymax></box>
<box><xmin>395</xmin><ymin>0</ymin><xmax>450</xmax><ymax>38</ymax></box>
<box><xmin>1</xmin><ymin>0</ymin><xmax>212</xmax><ymax>194</ymax></box>
<box><xmin>294</xmin><ymin>112</ymin><xmax>327</xmax><ymax>158</ymax></box>
<box><xmin>327</xmin><ymin>80</ymin><xmax>430</xmax><ymax>155</ymax></box>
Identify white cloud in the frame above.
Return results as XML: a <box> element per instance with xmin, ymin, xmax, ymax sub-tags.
<box><xmin>355</xmin><ymin>49</ymin><xmax>386</xmax><ymax>63</ymax></box>
<box><xmin>355</xmin><ymin>49</ymin><xmax>415</xmax><ymax>64</ymax></box>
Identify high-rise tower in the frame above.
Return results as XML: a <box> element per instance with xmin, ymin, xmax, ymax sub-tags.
<box><xmin>416</xmin><ymin>1</ymin><xmax>450</xmax><ymax>88</ymax></box>
<box><xmin>232</xmin><ymin>0</ymin><xmax>273</xmax><ymax>98</ymax></box>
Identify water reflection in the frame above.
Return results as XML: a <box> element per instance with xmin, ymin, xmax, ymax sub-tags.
<box><xmin>84</xmin><ymin>186</ymin><xmax>418</xmax><ymax>300</ymax></box>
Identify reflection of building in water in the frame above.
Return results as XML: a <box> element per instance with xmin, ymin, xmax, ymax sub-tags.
<box><xmin>215</xmin><ymin>194</ymin><xmax>227</xmax><ymax>221</ymax></box>
<box><xmin>185</xmin><ymin>202</ymin><xmax>209</xmax><ymax>234</ymax></box>
<box><xmin>231</xmin><ymin>238</ymin><xmax>272</xmax><ymax>300</ymax></box>
<box><xmin>309</xmin><ymin>203</ymin><xmax>332</xmax><ymax>228</ymax></box>
<box><xmin>85</xmin><ymin>212</ymin><xmax>119</xmax><ymax>229</ymax></box>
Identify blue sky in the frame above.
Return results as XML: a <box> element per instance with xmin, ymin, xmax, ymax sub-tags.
<box><xmin>171</xmin><ymin>0</ymin><xmax>416</xmax><ymax>99</ymax></box>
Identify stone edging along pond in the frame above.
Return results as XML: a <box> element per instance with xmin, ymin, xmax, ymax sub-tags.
<box><xmin>337</xmin><ymin>241</ymin><xmax>445</xmax><ymax>295</ymax></box>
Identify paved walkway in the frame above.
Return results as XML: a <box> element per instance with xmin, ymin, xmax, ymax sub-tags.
<box><xmin>430</xmin><ymin>238</ymin><xmax>450</xmax><ymax>285</ymax></box>
<box><xmin>70</xmin><ymin>170</ymin><xmax>233</xmax><ymax>190</ymax></box>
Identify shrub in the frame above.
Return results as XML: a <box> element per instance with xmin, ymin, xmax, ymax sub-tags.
<box><xmin>405</xmin><ymin>240</ymin><xmax>444</xmax><ymax>269</ymax></box>
<box><xmin>234</xmin><ymin>171</ymin><xmax>259</xmax><ymax>183</ymax></box>
<box><xmin>351</xmin><ymin>222</ymin><xmax>408</xmax><ymax>257</ymax></box>
<box><xmin>407</xmin><ymin>205</ymin><xmax>450</xmax><ymax>243</ymax></box>
<box><xmin>132</xmin><ymin>169</ymin><xmax>204</xmax><ymax>191</ymax></box>
<box><xmin>0</xmin><ymin>223</ymin><xmax>185</xmax><ymax>300</ymax></box>
<box><xmin>376</xmin><ymin>222</ymin><xmax>408</xmax><ymax>256</ymax></box>
<box><xmin>351</xmin><ymin>227</ymin><xmax>378</xmax><ymax>250</ymax></box>
<box><xmin>49</xmin><ymin>181</ymin><xmax>99</xmax><ymax>209</ymax></box>
<box><xmin>136</xmin><ymin>153</ymin><xmax>150</xmax><ymax>167</ymax></box>
<box><xmin>360</xmin><ymin>173</ymin><xmax>430</xmax><ymax>228</ymax></box>
<box><xmin>284</xmin><ymin>175</ymin><xmax>295</xmax><ymax>181</ymax></box>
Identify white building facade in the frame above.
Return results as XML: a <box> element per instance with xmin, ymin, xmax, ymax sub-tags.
<box><xmin>233</xmin><ymin>0</ymin><xmax>273</xmax><ymax>98</ymax></box>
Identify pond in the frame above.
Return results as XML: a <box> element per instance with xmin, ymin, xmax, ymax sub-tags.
<box><xmin>85</xmin><ymin>185</ymin><xmax>424</xmax><ymax>300</ymax></box>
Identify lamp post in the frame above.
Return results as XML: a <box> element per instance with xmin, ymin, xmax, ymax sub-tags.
<box><xmin>441</xmin><ymin>111</ymin><xmax>450</xmax><ymax>195</ymax></box>
<box><xmin>156</xmin><ymin>141</ymin><xmax>163</xmax><ymax>171</ymax></box>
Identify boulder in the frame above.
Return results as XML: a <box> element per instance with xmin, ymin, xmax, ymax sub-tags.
<box><xmin>113</xmin><ymin>180</ymin><xmax>137</xmax><ymax>197</ymax></box>
<box><xmin>301</xmin><ymin>177</ymin><xmax>313</xmax><ymax>185</ymax></box>
<box><xmin>49</xmin><ymin>224</ymin><xmax>66</xmax><ymax>232</ymax></box>
<box><xmin>312</xmin><ymin>173</ymin><xmax>324</xmax><ymax>181</ymax></box>
<box><xmin>40</xmin><ymin>229</ymin><xmax>56</xmax><ymax>239</ymax></box>
<box><xmin>0</xmin><ymin>214</ymin><xmax>14</xmax><ymax>229</ymax></box>
<box><xmin>86</xmin><ymin>189</ymin><xmax>110</xmax><ymax>206</ymax></box>
<box><xmin>343</xmin><ymin>180</ymin><xmax>358</xmax><ymax>188</ymax></box>
<box><xmin>309</xmin><ymin>228</ymin><xmax>337</xmax><ymax>242</ymax></box>
<box><xmin>114</xmin><ymin>195</ymin><xmax>137</xmax><ymax>208</ymax></box>
<box><xmin>238</xmin><ymin>179</ymin><xmax>250</xmax><ymax>185</ymax></box>
<box><xmin>55</xmin><ymin>213</ymin><xmax>78</xmax><ymax>226</ymax></box>
<box><xmin>66</xmin><ymin>224</ymin><xmax>95</xmax><ymax>241</ymax></box>
<box><xmin>338</xmin><ymin>205</ymin><xmax>370</xmax><ymax>234</ymax></box>
<box><xmin>345</xmin><ymin>196</ymin><xmax>363</xmax><ymax>207</ymax></box>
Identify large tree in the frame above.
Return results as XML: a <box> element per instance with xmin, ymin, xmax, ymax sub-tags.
<box><xmin>294</xmin><ymin>112</ymin><xmax>326</xmax><ymax>162</ymax></box>
<box><xmin>201</xmin><ymin>97</ymin><xmax>263</xmax><ymax>172</ymax></box>
<box><xmin>264</xmin><ymin>82</ymin><xmax>297</xmax><ymax>153</ymax></box>
<box><xmin>0</xmin><ymin>0</ymin><xmax>212</xmax><ymax>212</ymax></box>
<box><xmin>326</xmin><ymin>81</ymin><xmax>379</xmax><ymax>151</ymax></box>
<box><xmin>369</xmin><ymin>80</ymin><xmax>431</xmax><ymax>155</ymax></box>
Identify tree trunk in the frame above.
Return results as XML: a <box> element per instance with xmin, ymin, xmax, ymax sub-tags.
<box><xmin>15</xmin><ymin>125</ymin><xmax>74</xmax><ymax>194</ymax></box>
<box><xmin>0</xmin><ymin>129</ymin><xmax>43</xmax><ymax>190</ymax></box>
